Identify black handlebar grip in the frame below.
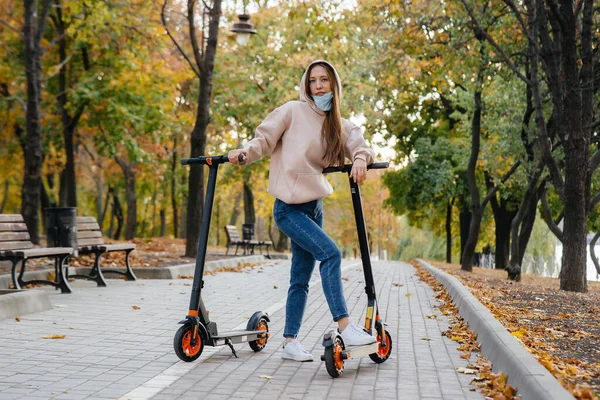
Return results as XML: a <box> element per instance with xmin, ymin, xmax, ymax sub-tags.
<box><xmin>180</xmin><ymin>158</ymin><xmax>194</xmax><ymax>165</ymax></box>
<box><xmin>323</xmin><ymin>162</ymin><xmax>390</xmax><ymax>174</ymax></box>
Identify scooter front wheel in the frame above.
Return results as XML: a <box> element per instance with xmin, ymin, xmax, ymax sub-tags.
<box><xmin>174</xmin><ymin>324</ymin><xmax>205</xmax><ymax>362</ymax></box>
<box><xmin>324</xmin><ymin>336</ymin><xmax>345</xmax><ymax>378</ymax></box>
<box><xmin>369</xmin><ymin>329</ymin><xmax>392</xmax><ymax>363</ymax></box>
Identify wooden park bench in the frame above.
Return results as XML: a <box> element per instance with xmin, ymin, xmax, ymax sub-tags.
<box><xmin>0</xmin><ymin>214</ymin><xmax>74</xmax><ymax>293</ymax></box>
<box><xmin>70</xmin><ymin>216</ymin><xmax>137</xmax><ymax>287</ymax></box>
<box><xmin>224</xmin><ymin>225</ymin><xmax>272</xmax><ymax>258</ymax></box>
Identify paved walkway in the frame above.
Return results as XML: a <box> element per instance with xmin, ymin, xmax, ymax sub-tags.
<box><xmin>0</xmin><ymin>260</ymin><xmax>483</xmax><ymax>400</ymax></box>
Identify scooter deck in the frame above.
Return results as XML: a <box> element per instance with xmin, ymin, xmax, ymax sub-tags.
<box><xmin>208</xmin><ymin>329</ymin><xmax>268</xmax><ymax>346</ymax></box>
<box><xmin>342</xmin><ymin>342</ymin><xmax>380</xmax><ymax>359</ymax></box>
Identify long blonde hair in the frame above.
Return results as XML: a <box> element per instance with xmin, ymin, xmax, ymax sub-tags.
<box><xmin>305</xmin><ymin>62</ymin><xmax>345</xmax><ymax>167</ymax></box>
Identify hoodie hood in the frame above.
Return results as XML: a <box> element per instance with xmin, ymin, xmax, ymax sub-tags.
<box><xmin>299</xmin><ymin>60</ymin><xmax>342</xmax><ymax>116</ymax></box>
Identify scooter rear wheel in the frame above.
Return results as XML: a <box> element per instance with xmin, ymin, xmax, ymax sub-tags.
<box><xmin>324</xmin><ymin>336</ymin><xmax>345</xmax><ymax>378</ymax></box>
<box><xmin>174</xmin><ymin>324</ymin><xmax>204</xmax><ymax>362</ymax></box>
<box><xmin>369</xmin><ymin>329</ymin><xmax>392</xmax><ymax>363</ymax></box>
<box><xmin>248</xmin><ymin>317</ymin><xmax>269</xmax><ymax>352</ymax></box>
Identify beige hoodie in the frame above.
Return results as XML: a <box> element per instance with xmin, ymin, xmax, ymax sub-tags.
<box><xmin>241</xmin><ymin>60</ymin><xmax>375</xmax><ymax>204</ymax></box>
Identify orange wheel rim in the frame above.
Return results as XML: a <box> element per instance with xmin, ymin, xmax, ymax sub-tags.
<box><xmin>334</xmin><ymin>342</ymin><xmax>344</xmax><ymax>370</ymax></box>
<box><xmin>377</xmin><ymin>334</ymin><xmax>390</xmax><ymax>358</ymax></box>
<box><xmin>256</xmin><ymin>321</ymin><xmax>268</xmax><ymax>346</ymax></box>
<box><xmin>182</xmin><ymin>330</ymin><xmax>201</xmax><ymax>356</ymax></box>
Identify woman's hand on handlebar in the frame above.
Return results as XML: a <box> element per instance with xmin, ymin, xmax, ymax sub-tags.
<box><xmin>350</xmin><ymin>159</ymin><xmax>368</xmax><ymax>185</ymax></box>
<box><xmin>228</xmin><ymin>150</ymin><xmax>246</xmax><ymax>165</ymax></box>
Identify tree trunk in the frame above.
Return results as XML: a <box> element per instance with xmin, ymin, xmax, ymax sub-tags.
<box><xmin>229</xmin><ymin>191</ymin><xmax>242</xmax><ymax>226</ymax></box>
<box><xmin>445</xmin><ymin>198</ymin><xmax>454</xmax><ymax>263</ymax></box>
<box><xmin>160</xmin><ymin>208</ymin><xmax>166</xmax><ymax>237</ymax></box>
<box><xmin>21</xmin><ymin>0</ymin><xmax>52</xmax><ymax>244</ymax></box>
<box><xmin>115</xmin><ymin>156</ymin><xmax>137</xmax><ymax>240</ymax></box>
<box><xmin>493</xmin><ymin>205</ymin><xmax>515</xmax><ymax>270</ymax></box>
<box><xmin>461</xmin><ymin>40</ymin><xmax>488</xmax><ymax>272</ymax></box>
<box><xmin>151</xmin><ymin>179</ymin><xmax>158</xmax><ymax>236</ymax></box>
<box><xmin>112</xmin><ymin>189</ymin><xmax>124</xmax><ymax>240</ymax></box>
<box><xmin>243</xmin><ymin>181</ymin><xmax>256</xmax><ymax>224</ymax></box>
<box><xmin>100</xmin><ymin>185</ymin><xmax>111</xmax><ymax>233</ymax></box>
<box><xmin>461</xmin><ymin>43</ymin><xmax>485</xmax><ymax>272</ymax></box>
<box><xmin>459</xmin><ymin>206</ymin><xmax>471</xmax><ymax>263</ymax></box>
<box><xmin>276</xmin><ymin>230</ymin><xmax>288</xmax><ymax>252</ymax></box>
<box><xmin>171</xmin><ymin>140</ymin><xmax>179</xmax><ymax>238</ymax></box>
<box><xmin>54</xmin><ymin>1</ymin><xmax>86</xmax><ymax>208</ymax></box>
<box><xmin>485</xmin><ymin>173</ymin><xmax>517</xmax><ymax>271</ymax></box>
<box><xmin>557</xmin><ymin>0</ymin><xmax>589</xmax><ymax>292</ymax></box>
<box><xmin>183</xmin><ymin>0</ymin><xmax>223</xmax><ymax>258</ymax></box>
<box><xmin>0</xmin><ymin>180</ymin><xmax>8</xmax><ymax>213</ymax></box>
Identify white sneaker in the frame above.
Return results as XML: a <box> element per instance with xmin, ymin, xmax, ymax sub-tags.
<box><xmin>340</xmin><ymin>322</ymin><xmax>377</xmax><ymax>346</ymax></box>
<box><xmin>281</xmin><ymin>339</ymin><xmax>314</xmax><ymax>362</ymax></box>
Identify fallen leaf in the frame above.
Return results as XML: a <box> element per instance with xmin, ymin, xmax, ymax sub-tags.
<box><xmin>131</xmin><ymin>305</ymin><xmax>141</xmax><ymax>310</ymax></box>
<box><xmin>341</xmin><ymin>277</ymin><xmax>349</xmax><ymax>281</ymax></box>
<box><xmin>426</xmin><ymin>314</ymin><xmax>437</xmax><ymax>319</ymax></box>
<box><xmin>178</xmin><ymin>275</ymin><xmax>194</xmax><ymax>279</ymax></box>
<box><xmin>392</xmin><ymin>282</ymin><xmax>404</xmax><ymax>287</ymax></box>
<box><xmin>460</xmin><ymin>353</ymin><xmax>471</xmax><ymax>359</ymax></box>
<box><xmin>259</xmin><ymin>375</ymin><xmax>272</xmax><ymax>380</ymax></box>
<box><xmin>273</xmin><ymin>285</ymin><xmax>278</xmax><ymax>289</ymax></box>
<box><xmin>41</xmin><ymin>334</ymin><xmax>66</xmax><ymax>339</ymax></box>
<box><xmin>420</xmin><ymin>337</ymin><xmax>432</xmax><ymax>341</ymax></box>
<box><xmin>405</xmin><ymin>293</ymin><xmax>412</xmax><ymax>297</ymax></box>
<box><xmin>457</xmin><ymin>367</ymin><xmax>477</xmax><ymax>374</ymax></box>
<box><xmin>15</xmin><ymin>317</ymin><xmax>20</xmax><ymax>322</ymax></box>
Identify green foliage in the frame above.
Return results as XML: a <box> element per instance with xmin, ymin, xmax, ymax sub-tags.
<box><xmin>395</xmin><ymin>216</ymin><xmax>446</xmax><ymax>261</ymax></box>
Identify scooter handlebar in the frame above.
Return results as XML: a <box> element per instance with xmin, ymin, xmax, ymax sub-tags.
<box><xmin>323</xmin><ymin>162</ymin><xmax>389</xmax><ymax>174</ymax></box>
<box><xmin>180</xmin><ymin>154</ymin><xmax>245</xmax><ymax>166</ymax></box>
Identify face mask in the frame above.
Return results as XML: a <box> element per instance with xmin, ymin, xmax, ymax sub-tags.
<box><xmin>313</xmin><ymin>92</ymin><xmax>333</xmax><ymax>112</ymax></box>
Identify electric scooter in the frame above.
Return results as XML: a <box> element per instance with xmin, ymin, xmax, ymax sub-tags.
<box><xmin>320</xmin><ymin>162</ymin><xmax>392</xmax><ymax>377</ymax></box>
<box><xmin>174</xmin><ymin>155</ymin><xmax>270</xmax><ymax>362</ymax></box>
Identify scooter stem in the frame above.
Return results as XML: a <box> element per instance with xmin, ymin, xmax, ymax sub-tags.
<box><xmin>188</xmin><ymin>164</ymin><xmax>220</xmax><ymax>317</ymax></box>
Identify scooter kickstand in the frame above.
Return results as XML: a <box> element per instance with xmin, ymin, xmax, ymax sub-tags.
<box><xmin>226</xmin><ymin>338</ymin><xmax>238</xmax><ymax>358</ymax></box>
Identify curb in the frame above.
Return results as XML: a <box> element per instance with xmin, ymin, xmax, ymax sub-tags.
<box><xmin>416</xmin><ymin>259</ymin><xmax>574</xmax><ymax>400</ymax></box>
<box><xmin>0</xmin><ymin>254</ymin><xmax>280</xmax><ymax>289</ymax></box>
<box><xmin>0</xmin><ymin>289</ymin><xmax>52</xmax><ymax>320</ymax></box>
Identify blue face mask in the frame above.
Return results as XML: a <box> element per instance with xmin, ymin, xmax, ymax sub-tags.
<box><xmin>313</xmin><ymin>92</ymin><xmax>333</xmax><ymax>112</ymax></box>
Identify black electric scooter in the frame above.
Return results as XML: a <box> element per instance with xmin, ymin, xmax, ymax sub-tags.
<box><xmin>174</xmin><ymin>155</ymin><xmax>270</xmax><ymax>362</ymax></box>
<box><xmin>320</xmin><ymin>162</ymin><xmax>392</xmax><ymax>377</ymax></box>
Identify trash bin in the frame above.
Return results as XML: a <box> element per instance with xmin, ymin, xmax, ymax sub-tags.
<box><xmin>242</xmin><ymin>223</ymin><xmax>255</xmax><ymax>241</ymax></box>
<box><xmin>45</xmin><ymin>207</ymin><xmax>78</xmax><ymax>256</ymax></box>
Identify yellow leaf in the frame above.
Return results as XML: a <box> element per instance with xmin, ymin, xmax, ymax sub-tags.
<box><xmin>405</xmin><ymin>293</ymin><xmax>412</xmax><ymax>297</ymax></box>
<box><xmin>41</xmin><ymin>334</ymin><xmax>66</xmax><ymax>339</ymax></box>
<box><xmin>132</xmin><ymin>305</ymin><xmax>141</xmax><ymax>310</ymax></box>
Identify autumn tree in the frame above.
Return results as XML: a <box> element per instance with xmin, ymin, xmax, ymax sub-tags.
<box><xmin>459</xmin><ymin>0</ymin><xmax>596</xmax><ymax>292</ymax></box>
<box><xmin>161</xmin><ymin>0</ymin><xmax>224</xmax><ymax>258</ymax></box>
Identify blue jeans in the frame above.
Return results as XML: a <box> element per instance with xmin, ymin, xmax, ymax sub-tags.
<box><xmin>273</xmin><ymin>198</ymin><xmax>349</xmax><ymax>338</ymax></box>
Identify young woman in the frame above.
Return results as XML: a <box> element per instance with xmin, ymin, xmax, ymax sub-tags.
<box><xmin>228</xmin><ymin>60</ymin><xmax>376</xmax><ymax>362</ymax></box>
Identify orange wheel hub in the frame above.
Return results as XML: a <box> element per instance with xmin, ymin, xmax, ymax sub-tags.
<box><xmin>182</xmin><ymin>330</ymin><xmax>201</xmax><ymax>356</ymax></box>
<box><xmin>377</xmin><ymin>334</ymin><xmax>390</xmax><ymax>358</ymax></box>
<box><xmin>334</xmin><ymin>342</ymin><xmax>344</xmax><ymax>370</ymax></box>
<box><xmin>256</xmin><ymin>321</ymin><xmax>268</xmax><ymax>346</ymax></box>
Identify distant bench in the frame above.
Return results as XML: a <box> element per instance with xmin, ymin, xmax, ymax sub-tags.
<box><xmin>0</xmin><ymin>214</ymin><xmax>73</xmax><ymax>293</ymax></box>
<box><xmin>224</xmin><ymin>225</ymin><xmax>272</xmax><ymax>258</ymax></box>
<box><xmin>71</xmin><ymin>216</ymin><xmax>137</xmax><ymax>287</ymax></box>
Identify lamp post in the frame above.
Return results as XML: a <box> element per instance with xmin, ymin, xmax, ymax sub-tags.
<box><xmin>230</xmin><ymin>5</ymin><xmax>257</xmax><ymax>46</ymax></box>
